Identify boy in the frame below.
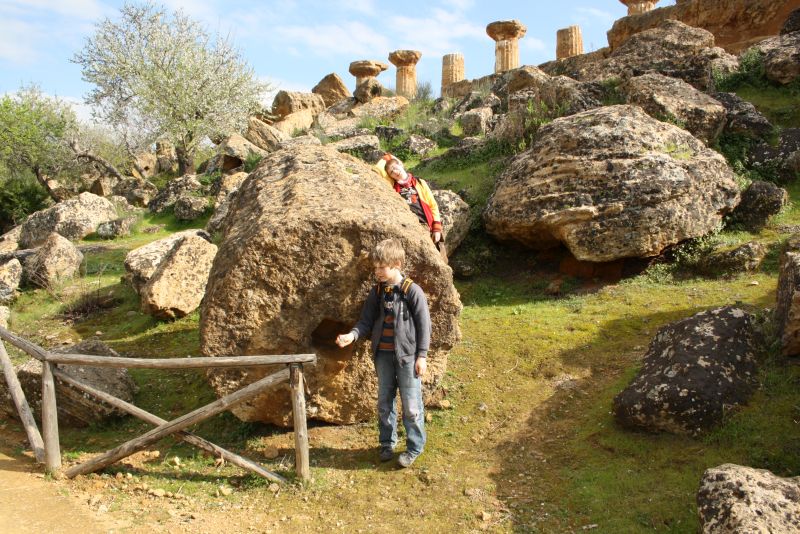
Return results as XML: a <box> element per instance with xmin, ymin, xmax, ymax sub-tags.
<box><xmin>375</xmin><ymin>154</ymin><xmax>446</xmax><ymax>259</ymax></box>
<box><xmin>336</xmin><ymin>238</ymin><xmax>430</xmax><ymax>468</ymax></box>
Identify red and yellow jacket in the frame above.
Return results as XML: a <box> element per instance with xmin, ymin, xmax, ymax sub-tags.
<box><xmin>374</xmin><ymin>158</ymin><xmax>443</xmax><ymax>234</ymax></box>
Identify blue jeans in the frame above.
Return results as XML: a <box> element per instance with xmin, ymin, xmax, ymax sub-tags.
<box><xmin>375</xmin><ymin>351</ymin><xmax>426</xmax><ymax>456</ymax></box>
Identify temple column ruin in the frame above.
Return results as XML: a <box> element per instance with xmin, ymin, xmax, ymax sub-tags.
<box><xmin>348</xmin><ymin>60</ymin><xmax>389</xmax><ymax>90</ymax></box>
<box><xmin>388</xmin><ymin>50</ymin><xmax>422</xmax><ymax>99</ymax></box>
<box><xmin>486</xmin><ymin>20</ymin><xmax>527</xmax><ymax>73</ymax></box>
<box><xmin>556</xmin><ymin>25</ymin><xmax>583</xmax><ymax>59</ymax></box>
<box><xmin>441</xmin><ymin>53</ymin><xmax>465</xmax><ymax>96</ymax></box>
<box><xmin>619</xmin><ymin>0</ymin><xmax>659</xmax><ymax>16</ymax></box>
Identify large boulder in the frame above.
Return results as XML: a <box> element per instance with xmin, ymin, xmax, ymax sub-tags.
<box><xmin>112</xmin><ymin>177</ymin><xmax>159</xmax><ymax>208</ymax></box>
<box><xmin>312</xmin><ymin>73</ymin><xmax>353</xmax><ymax>107</ymax></box>
<box><xmin>140</xmin><ymin>235</ymin><xmax>217</xmax><ymax>320</ymax></box>
<box><xmin>459</xmin><ymin>107</ymin><xmax>493</xmax><ymax>136</ymax></box>
<box><xmin>124</xmin><ymin>230</ymin><xmax>212</xmax><ymax>294</ymax></box>
<box><xmin>0</xmin><ymin>226</ymin><xmax>21</xmax><ymax>254</ymax></box>
<box><xmin>712</xmin><ymin>92</ymin><xmax>774</xmax><ymax>140</ymax></box>
<box><xmin>483</xmin><ymin>105</ymin><xmax>740</xmax><ymax>262</ymax></box>
<box><xmin>728</xmin><ymin>180</ymin><xmax>787</xmax><ymax>231</ymax></box>
<box><xmin>147</xmin><ymin>174</ymin><xmax>204</xmax><ymax>214</ymax></box>
<box><xmin>244</xmin><ymin>117</ymin><xmax>289</xmax><ymax>152</ymax></box>
<box><xmin>327</xmin><ymin>135</ymin><xmax>381</xmax><ymax>162</ymax></box>
<box><xmin>784</xmin><ymin>8</ymin><xmax>800</xmax><ymax>35</ymax></box>
<box><xmin>350</xmin><ymin>96</ymin><xmax>409</xmax><ymax>121</ymax></box>
<box><xmin>200</xmin><ymin>146</ymin><xmax>461</xmax><ymax>426</ymax></box>
<box><xmin>0</xmin><ymin>339</ymin><xmax>137</xmax><ymax>427</ymax></box>
<box><xmin>155</xmin><ymin>140</ymin><xmax>178</xmax><ymax>174</ymax></box>
<box><xmin>174</xmin><ymin>196</ymin><xmax>209</xmax><ymax>221</ymax></box>
<box><xmin>776</xmin><ymin>235</ymin><xmax>800</xmax><ymax>356</ymax></box>
<box><xmin>613</xmin><ymin>306</ymin><xmax>759</xmax><ymax>436</ymax></box>
<box><xmin>0</xmin><ymin>258</ymin><xmax>22</xmax><ymax>303</ymax></box>
<box><xmin>698</xmin><ymin>242</ymin><xmax>767</xmax><ymax>276</ymax></box>
<box><xmin>209</xmin><ymin>134</ymin><xmax>267</xmax><ymax>174</ymax></box>
<box><xmin>750</xmin><ymin>31</ymin><xmax>800</xmax><ymax>85</ymax></box>
<box><xmin>433</xmin><ymin>190</ymin><xmax>470</xmax><ymax>254</ymax></box>
<box><xmin>697</xmin><ymin>464</ymin><xmax>800</xmax><ymax>533</ymax></box>
<box><xmin>492</xmin><ymin>66</ymin><xmax>602</xmax><ymax>114</ymax></box>
<box><xmin>354</xmin><ymin>78</ymin><xmax>383</xmax><ymax>104</ymax></box>
<box><xmin>271</xmin><ymin>108</ymin><xmax>315</xmax><ymax>137</ymax></box>
<box><xmin>96</xmin><ymin>216</ymin><xmax>138</xmax><ymax>239</ymax></box>
<box><xmin>18</xmin><ymin>192</ymin><xmax>118</xmax><ymax>248</ymax></box>
<box><xmin>133</xmin><ymin>152</ymin><xmax>157</xmax><ymax>179</ymax></box>
<box><xmin>0</xmin><ymin>305</ymin><xmax>8</xmax><ymax>328</ymax></box>
<box><xmin>271</xmin><ymin>91</ymin><xmax>326</xmax><ymax>119</ymax></box>
<box><xmin>23</xmin><ymin>233</ymin><xmax>83</xmax><ymax>288</ymax></box>
<box><xmin>89</xmin><ymin>176</ymin><xmax>117</xmax><ymax>197</ymax></box>
<box><xmin>624</xmin><ymin>73</ymin><xmax>726</xmax><ymax>144</ymax></box>
<box><xmin>749</xmin><ymin>128</ymin><xmax>800</xmax><ymax>183</ymax></box>
<box><xmin>399</xmin><ymin>134</ymin><xmax>437</xmax><ymax>158</ymax></box>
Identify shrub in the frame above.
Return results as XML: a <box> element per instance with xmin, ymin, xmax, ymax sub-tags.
<box><xmin>714</xmin><ymin>48</ymin><xmax>767</xmax><ymax>92</ymax></box>
<box><xmin>0</xmin><ymin>173</ymin><xmax>50</xmax><ymax>233</ymax></box>
<box><xmin>243</xmin><ymin>152</ymin><xmax>263</xmax><ymax>172</ymax></box>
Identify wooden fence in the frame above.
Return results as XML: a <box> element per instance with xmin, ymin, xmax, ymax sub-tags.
<box><xmin>0</xmin><ymin>325</ymin><xmax>315</xmax><ymax>484</ymax></box>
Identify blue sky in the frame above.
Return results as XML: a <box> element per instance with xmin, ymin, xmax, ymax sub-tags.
<box><xmin>0</xmin><ymin>0</ymin><xmax>676</xmax><ymax>120</ymax></box>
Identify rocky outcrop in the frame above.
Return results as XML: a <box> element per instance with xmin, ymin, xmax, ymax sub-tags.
<box><xmin>271</xmin><ymin>108</ymin><xmax>315</xmax><ymax>137</ymax></box>
<box><xmin>613</xmin><ymin>306</ymin><xmax>759</xmax><ymax>435</ymax></box>
<box><xmin>0</xmin><ymin>258</ymin><xmax>22</xmax><ymax>303</ymax></box>
<box><xmin>777</xmin><ymin>235</ymin><xmax>800</xmax><ymax>356</ymax></box>
<box><xmin>133</xmin><ymin>152</ymin><xmax>157</xmax><ymax>179</ymax></box>
<box><xmin>96</xmin><ymin>216</ymin><xmax>138</xmax><ymax>239</ymax></box>
<box><xmin>140</xmin><ymin>235</ymin><xmax>217</xmax><ymax>319</ymax></box>
<box><xmin>784</xmin><ymin>8</ymin><xmax>800</xmax><ymax>35</ymax></box>
<box><xmin>155</xmin><ymin>140</ymin><xmax>178</xmax><ymax>174</ymax></box>
<box><xmin>0</xmin><ymin>226</ymin><xmax>21</xmax><ymax>254</ymax></box>
<box><xmin>279</xmin><ymin>135</ymin><xmax>322</xmax><ymax>150</ymax></box>
<box><xmin>607</xmin><ymin>0</ymin><xmax>798</xmax><ymax>54</ymax></box>
<box><xmin>23</xmin><ymin>233</ymin><xmax>83</xmax><ymax>288</ymax></box>
<box><xmin>624</xmin><ymin>73</ymin><xmax>726</xmax><ymax>144</ymax></box>
<box><xmin>351</xmin><ymin>96</ymin><xmax>409</xmax><ymax>120</ymax></box>
<box><xmin>18</xmin><ymin>192</ymin><xmax>118</xmax><ymax>248</ymax></box>
<box><xmin>209</xmin><ymin>134</ymin><xmax>267</xmax><ymax>174</ymax></box>
<box><xmin>244</xmin><ymin>117</ymin><xmax>289</xmax><ymax>152</ymax></box>
<box><xmin>712</xmin><ymin>92</ymin><xmax>774</xmax><ymax>140</ymax></box>
<box><xmin>399</xmin><ymin>135</ymin><xmax>437</xmax><ymax>157</ymax></box>
<box><xmin>89</xmin><ymin>176</ymin><xmax>117</xmax><ymax>197</ymax></box>
<box><xmin>200</xmin><ymin>146</ymin><xmax>461</xmax><ymax>426</ymax></box>
<box><xmin>0</xmin><ymin>306</ymin><xmax>8</xmax><ymax>328</ymax></box>
<box><xmin>174</xmin><ymin>196</ymin><xmax>209</xmax><ymax>221</ymax></box>
<box><xmin>433</xmin><ymin>190</ymin><xmax>470</xmax><ymax>254</ymax></box>
<box><xmin>148</xmin><ymin>175</ymin><xmax>204</xmax><ymax>214</ymax></box>
<box><xmin>354</xmin><ymin>78</ymin><xmax>384</xmax><ymax>104</ymax></box>
<box><xmin>272</xmin><ymin>91</ymin><xmax>326</xmax><ymax>120</ymax></box>
<box><xmin>753</xmin><ymin>31</ymin><xmax>800</xmax><ymax>85</ymax></box>
<box><xmin>124</xmin><ymin>230</ymin><xmax>212</xmax><ymax>294</ymax></box>
<box><xmin>749</xmin><ymin>128</ymin><xmax>800</xmax><ymax>183</ymax></box>
<box><xmin>0</xmin><ymin>339</ymin><xmax>137</xmax><ymax>427</ymax></box>
<box><xmin>697</xmin><ymin>464</ymin><xmax>800</xmax><ymax>533</ymax></box>
<box><xmin>327</xmin><ymin>135</ymin><xmax>382</xmax><ymax>162</ymax></box>
<box><xmin>699</xmin><ymin>242</ymin><xmax>767</xmax><ymax>276</ymax></box>
<box><xmin>460</xmin><ymin>107</ymin><xmax>493</xmax><ymax>136</ymax></box>
<box><xmin>728</xmin><ymin>180</ymin><xmax>787</xmax><ymax>231</ymax></box>
<box><xmin>112</xmin><ymin>177</ymin><xmax>159</xmax><ymax>208</ymax></box>
<box><xmin>312</xmin><ymin>73</ymin><xmax>352</xmax><ymax>108</ymax></box>
<box><xmin>484</xmin><ymin>105</ymin><xmax>739</xmax><ymax>262</ymax></box>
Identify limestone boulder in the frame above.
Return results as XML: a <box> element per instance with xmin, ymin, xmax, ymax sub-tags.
<box><xmin>697</xmin><ymin>464</ymin><xmax>800</xmax><ymax>533</ymax></box>
<box><xmin>140</xmin><ymin>235</ymin><xmax>217</xmax><ymax>320</ymax></box>
<box><xmin>613</xmin><ymin>306</ymin><xmax>759</xmax><ymax>436</ymax></box>
<box><xmin>433</xmin><ymin>190</ymin><xmax>470</xmax><ymax>254</ymax></box>
<box><xmin>279</xmin><ymin>135</ymin><xmax>323</xmax><ymax>150</ymax></box>
<box><xmin>155</xmin><ymin>140</ymin><xmax>178</xmax><ymax>174</ymax></box>
<box><xmin>350</xmin><ymin>96</ymin><xmax>409</xmax><ymax>121</ymax></box>
<box><xmin>200</xmin><ymin>145</ymin><xmax>461</xmax><ymax>426</ymax></box>
<box><xmin>0</xmin><ymin>305</ymin><xmax>8</xmax><ymax>328</ymax></box>
<box><xmin>0</xmin><ymin>226</ymin><xmax>21</xmax><ymax>254</ymax></box>
<box><xmin>459</xmin><ymin>107</ymin><xmax>493</xmax><ymax>136</ymax></box>
<box><xmin>375</xmin><ymin>126</ymin><xmax>405</xmax><ymax>142</ymax></box>
<box><xmin>0</xmin><ymin>258</ymin><xmax>22</xmax><ymax>303</ymax></box>
<box><xmin>539</xmin><ymin>48</ymin><xmax>611</xmax><ymax>80</ymax></box>
<box><xmin>174</xmin><ymin>196</ymin><xmax>209</xmax><ymax>221</ymax></box>
<box><xmin>729</xmin><ymin>180</ymin><xmax>787</xmax><ymax>231</ymax></box>
<box><xmin>312</xmin><ymin>73</ymin><xmax>352</xmax><ymax>108</ymax></box>
<box><xmin>328</xmin><ymin>135</ymin><xmax>381</xmax><ymax>162</ymax></box>
<box><xmin>271</xmin><ymin>108</ymin><xmax>315</xmax><ymax>137</ymax></box>
<box><xmin>699</xmin><ymin>242</ymin><xmax>767</xmax><ymax>276</ymax></box>
<box><xmin>112</xmin><ymin>177</ymin><xmax>159</xmax><ymax>208</ymax></box>
<box><xmin>399</xmin><ymin>135</ymin><xmax>436</xmax><ymax>157</ymax></box>
<box><xmin>0</xmin><ymin>339</ymin><xmax>137</xmax><ymax>427</ymax></box>
<box><xmin>624</xmin><ymin>73</ymin><xmax>726</xmax><ymax>144</ymax></box>
<box><xmin>484</xmin><ymin>105</ymin><xmax>740</xmax><ymax>262</ymax></box>
<box><xmin>776</xmin><ymin>235</ymin><xmax>800</xmax><ymax>356</ymax></box>
<box><xmin>492</xmin><ymin>66</ymin><xmax>602</xmax><ymax>114</ymax></box>
<box><xmin>354</xmin><ymin>78</ymin><xmax>384</xmax><ymax>104</ymax></box>
<box><xmin>271</xmin><ymin>91</ymin><xmax>326</xmax><ymax>119</ymax></box>
<box><xmin>148</xmin><ymin>175</ymin><xmax>204</xmax><ymax>214</ymax></box>
<box><xmin>23</xmin><ymin>233</ymin><xmax>83</xmax><ymax>288</ymax></box>
<box><xmin>133</xmin><ymin>152</ymin><xmax>157</xmax><ymax>179</ymax></box>
<box><xmin>96</xmin><ymin>216</ymin><xmax>138</xmax><ymax>239</ymax></box>
<box><xmin>124</xmin><ymin>230</ymin><xmax>212</xmax><ymax>294</ymax></box>
<box><xmin>18</xmin><ymin>192</ymin><xmax>118</xmax><ymax>248</ymax></box>
<box><xmin>244</xmin><ymin>117</ymin><xmax>289</xmax><ymax>152</ymax></box>
<box><xmin>784</xmin><ymin>8</ymin><xmax>800</xmax><ymax>35</ymax></box>
<box><xmin>210</xmin><ymin>134</ymin><xmax>267</xmax><ymax>174</ymax></box>
<box><xmin>712</xmin><ymin>92</ymin><xmax>774</xmax><ymax>140</ymax></box>
<box><xmin>749</xmin><ymin>128</ymin><xmax>800</xmax><ymax>183</ymax></box>
<box><xmin>761</xmin><ymin>31</ymin><xmax>800</xmax><ymax>85</ymax></box>
<box><xmin>89</xmin><ymin>176</ymin><xmax>118</xmax><ymax>197</ymax></box>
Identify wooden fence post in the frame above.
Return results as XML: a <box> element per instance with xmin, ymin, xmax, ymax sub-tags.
<box><xmin>0</xmin><ymin>340</ymin><xmax>45</xmax><ymax>463</ymax></box>
<box><xmin>290</xmin><ymin>364</ymin><xmax>310</xmax><ymax>481</ymax></box>
<box><xmin>41</xmin><ymin>361</ymin><xmax>61</xmax><ymax>473</ymax></box>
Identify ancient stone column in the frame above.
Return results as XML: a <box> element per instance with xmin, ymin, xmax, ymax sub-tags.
<box><xmin>388</xmin><ymin>50</ymin><xmax>422</xmax><ymax>99</ymax></box>
<box><xmin>486</xmin><ymin>20</ymin><xmax>527</xmax><ymax>73</ymax></box>
<box><xmin>556</xmin><ymin>25</ymin><xmax>583</xmax><ymax>59</ymax></box>
<box><xmin>441</xmin><ymin>53</ymin><xmax>465</xmax><ymax>96</ymax></box>
<box><xmin>619</xmin><ymin>0</ymin><xmax>659</xmax><ymax>16</ymax></box>
<box><xmin>348</xmin><ymin>60</ymin><xmax>389</xmax><ymax>91</ymax></box>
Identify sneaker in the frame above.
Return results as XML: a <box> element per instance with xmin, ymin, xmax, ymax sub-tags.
<box><xmin>379</xmin><ymin>447</ymin><xmax>394</xmax><ymax>462</ymax></box>
<box><xmin>397</xmin><ymin>452</ymin><xmax>417</xmax><ymax>468</ymax></box>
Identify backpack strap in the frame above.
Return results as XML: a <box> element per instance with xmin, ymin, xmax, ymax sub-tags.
<box><xmin>401</xmin><ymin>277</ymin><xmax>413</xmax><ymax>295</ymax></box>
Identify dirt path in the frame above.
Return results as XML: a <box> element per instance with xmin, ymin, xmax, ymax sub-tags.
<box><xmin>0</xmin><ymin>430</ymin><xmax>118</xmax><ymax>534</ymax></box>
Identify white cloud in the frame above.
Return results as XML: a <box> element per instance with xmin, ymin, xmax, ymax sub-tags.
<box><xmin>0</xmin><ymin>0</ymin><xmax>107</xmax><ymax>20</ymax></box>
<box><xmin>334</xmin><ymin>0</ymin><xmax>376</xmax><ymax>15</ymax></box>
<box><xmin>574</xmin><ymin>7</ymin><xmax>617</xmax><ymax>25</ymax></box>
<box><xmin>522</xmin><ymin>37</ymin><xmax>547</xmax><ymax>52</ymax></box>
<box><xmin>276</xmin><ymin>21</ymin><xmax>391</xmax><ymax>58</ymax></box>
<box><xmin>0</xmin><ymin>18</ymin><xmax>40</xmax><ymax>63</ymax></box>
<box><xmin>442</xmin><ymin>0</ymin><xmax>475</xmax><ymax>10</ymax></box>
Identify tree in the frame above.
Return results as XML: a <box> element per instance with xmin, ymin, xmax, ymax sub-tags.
<box><xmin>0</xmin><ymin>86</ymin><xmax>78</xmax><ymax>200</ymax></box>
<box><xmin>73</xmin><ymin>2</ymin><xmax>268</xmax><ymax>174</ymax></box>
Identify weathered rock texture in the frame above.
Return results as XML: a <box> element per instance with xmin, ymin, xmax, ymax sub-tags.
<box><xmin>620</xmin><ymin>1</ymin><xmax>658</xmax><ymax>16</ymax></box>
<box><xmin>174</xmin><ymin>196</ymin><xmax>209</xmax><ymax>221</ymax></box>
<box><xmin>460</xmin><ymin>107</ymin><xmax>493</xmax><ymax>136</ymax></box>
<box><xmin>148</xmin><ymin>175</ymin><xmax>204</xmax><ymax>214</ymax></box>
<box><xmin>354</xmin><ymin>78</ymin><xmax>384</xmax><ymax>104</ymax></box>
<box><xmin>19</xmin><ymin>192</ymin><xmax>118</xmax><ymax>248</ymax></box>
<box><xmin>433</xmin><ymin>190</ymin><xmax>470</xmax><ymax>254</ymax></box>
<box><xmin>699</xmin><ymin>242</ymin><xmax>767</xmax><ymax>276</ymax></box>
<box><xmin>349</xmin><ymin>60</ymin><xmax>388</xmax><ymax>89</ymax></box>
<box><xmin>271</xmin><ymin>91</ymin><xmax>326</xmax><ymax>119</ymax></box>
<box><xmin>441</xmin><ymin>53</ymin><xmax>465</xmax><ymax>97</ymax></box>
<box><xmin>697</xmin><ymin>464</ymin><xmax>800</xmax><ymax>533</ymax></box>
<box><xmin>608</xmin><ymin>0</ymin><xmax>800</xmax><ymax>54</ymax></box>
<box><xmin>0</xmin><ymin>226</ymin><xmax>21</xmax><ymax>254</ymax></box>
<box><xmin>486</xmin><ymin>20</ymin><xmax>527</xmax><ymax>73</ymax></box>
<box><xmin>777</xmin><ymin>234</ymin><xmax>800</xmax><ymax>356</ymax></box>
<box><xmin>752</xmin><ymin>31</ymin><xmax>800</xmax><ymax>85</ymax></box>
<box><xmin>271</xmin><ymin>108</ymin><xmax>315</xmax><ymax>137</ymax></box>
<box><xmin>112</xmin><ymin>177</ymin><xmax>159</xmax><ymax>208</ymax></box>
<box><xmin>729</xmin><ymin>180</ymin><xmax>787</xmax><ymax>232</ymax></box>
<box><xmin>155</xmin><ymin>140</ymin><xmax>178</xmax><ymax>174</ymax></box>
<box><xmin>556</xmin><ymin>25</ymin><xmax>583</xmax><ymax>59</ymax></box>
<box><xmin>0</xmin><ymin>306</ymin><xmax>8</xmax><ymax>328</ymax></box>
<box><xmin>389</xmin><ymin>50</ymin><xmax>422</xmax><ymax>100</ymax></box>
<box><xmin>328</xmin><ymin>135</ymin><xmax>381</xmax><ymax>162</ymax></box>
<box><xmin>124</xmin><ymin>230</ymin><xmax>212</xmax><ymax>294</ymax></box>
<box><xmin>624</xmin><ymin>73</ymin><xmax>726</xmax><ymax>144</ymax></box>
<box><xmin>712</xmin><ymin>92</ymin><xmax>774</xmax><ymax>140</ymax></box>
<box><xmin>141</xmin><ymin>235</ymin><xmax>217</xmax><ymax>319</ymax></box>
<box><xmin>0</xmin><ymin>339</ymin><xmax>137</xmax><ymax>427</ymax></box>
<box><xmin>0</xmin><ymin>258</ymin><xmax>22</xmax><ymax>303</ymax></box>
<box><xmin>245</xmin><ymin>117</ymin><xmax>289</xmax><ymax>152</ymax></box>
<box><xmin>211</xmin><ymin>134</ymin><xmax>267</xmax><ymax>174</ymax></box>
<box><xmin>312</xmin><ymin>73</ymin><xmax>352</xmax><ymax>108</ymax></box>
<box><xmin>96</xmin><ymin>216</ymin><xmax>138</xmax><ymax>239</ymax></box>
<box><xmin>484</xmin><ymin>105</ymin><xmax>739</xmax><ymax>262</ymax></box>
<box><xmin>749</xmin><ymin>128</ymin><xmax>800</xmax><ymax>183</ymax></box>
<box><xmin>613</xmin><ymin>306</ymin><xmax>759</xmax><ymax>436</ymax></box>
<box><xmin>23</xmin><ymin>233</ymin><xmax>83</xmax><ymax>288</ymax></box>
<box><xmin>200</xmin><ymin>146</ymin><xmax>461</xmax><ymax>426</ymax></box>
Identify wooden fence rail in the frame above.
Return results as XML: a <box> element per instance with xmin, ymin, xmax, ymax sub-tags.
<box><xmin>0</xmin><ymin>325</ymin><xmax>314</xmax><ymax>483</ymax></box>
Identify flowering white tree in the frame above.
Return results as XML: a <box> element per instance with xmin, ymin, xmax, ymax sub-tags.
<box><xmin>73</xmin><ymin>2</ymin><xmax>268</xmax><ymax>174</ymax></box>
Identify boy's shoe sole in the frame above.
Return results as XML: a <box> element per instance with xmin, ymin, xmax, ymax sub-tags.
<box><xmin>397</xmin><ymin>452</ymin><xmax>417</xmax><ymax>468</ymax></box>
<box><xmin>379</xmin><ymin>448</ymin><xmax>394</xmax><ymax>462</ymax></box>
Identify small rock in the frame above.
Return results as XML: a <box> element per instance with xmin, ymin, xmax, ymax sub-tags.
<box><xmin>440</xmin><ymin>400</ymin><xmax>452</xmax><ymax>409</ymax></box>
<box><xmin>425</xmin><ymin>413</ymin><xmax>433</xmax><ymax>423</ymax></box>
<box><xmin>172</xmin><ymin>456</ymin><xmax>181</xmax><ymax>466</ymax></box>
<box><xmin>268</xmin><ymin>483</ymin><xmax>280</xmax><ymax>493</ymax></box>
<box><xmin>150</xmin><ymin>488</ymin><xmax>166</xmax><ymax>498</ymax></box>
<box><xmin>480</xmin><ymin>511</ymin><xmax>492</xmax><ymax>521</ymax></box>
<box><xmin>219</xmin><ymin>485</ymin><xmax>233</xmax><ymax>496</ymax></box>
<box><xmin>749</xmin><ymin>280</ymin><xmax>759</xmax><ymax>286</ymax></box>
<box><xmin>263</xmin><ymin>446</ymin><xmax>280</xmax><ymax>460</ymax></box>
<box><xmin>478</xmin><ymin>403</ymin><xmax>488</xmax><ymax>412</ymax></box>
<box><xmin>114</xmin><ymin>472</ymin><xmax>124</xmax><ymax>481</ymax></box>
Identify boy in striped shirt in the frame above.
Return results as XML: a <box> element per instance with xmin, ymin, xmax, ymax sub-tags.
<box><xmin>336</xmin><ymin>238</ymin><xmax>431</xmax><ymax>468</ymax></box>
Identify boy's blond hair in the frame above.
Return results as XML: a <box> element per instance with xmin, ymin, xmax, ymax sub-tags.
<box><xmin>373</xmin><ymin>238</ymin><xmax>405</xmax><ymax>267</ymax></box>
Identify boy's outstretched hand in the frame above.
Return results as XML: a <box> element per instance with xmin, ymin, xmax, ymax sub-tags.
<box><xmin>415</xmin><ymin>357</ymin><xmax>427</xmax><ymax>377</ymax></box>
<box><xmin>336</xmin><ymin>333</ymin><xmax>355</xmax><ymax>348</ymax></box>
